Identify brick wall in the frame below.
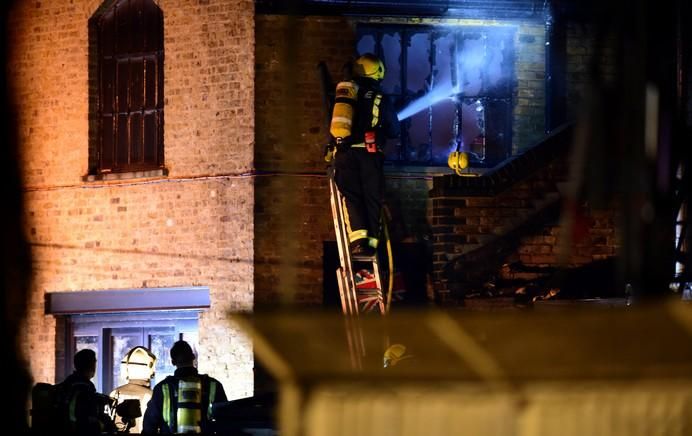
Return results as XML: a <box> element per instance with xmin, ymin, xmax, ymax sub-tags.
<box><xmin>255</xmin><ymin>15</ymin><xmax>354</xmax><ymax>306</ymax></box>
<box><xmin>9</xmin><ymin>0</ymin><xmax>255</xmax><ymax>399</ymax></box>
<box><xmin>513</xmin><ymin>23</ymin><xmax>546</xmax><ymax>154</ymax></box>
<box><xmin>429</xmin><ymin>137</ymin><xmax>620</xmax><ymax>303</ymax></box>
<box><xmin>565</xmin><ymin>23</ymin><xmax>617</xmax><ymax>120</ymax></box>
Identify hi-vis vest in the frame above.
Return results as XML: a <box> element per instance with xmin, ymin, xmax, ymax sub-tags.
<box><xmin>161</xmin><ymin>375</ymin><xmax>219</xmax><ymax>434</ymax></box>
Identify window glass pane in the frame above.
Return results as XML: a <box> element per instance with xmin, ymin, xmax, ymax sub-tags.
<box><xmin>112</xmin><ymin>334</ymin><xmax>141</xmax><ymax>389</ymax></box>
<box><xmin>406</xmin><ymin>33</ymin><xmax>430</xmax><ymax>94</ymax></box>
<box><xmin>143</xmin><ymin>1</ymin><xmax>162</xmax><ymax>51</ymax></box>
<box><xmin>129</xmin><ymin>58</ymin><xmax>144</xmax><ymax>110</ymax></box>
<box><xmin>144</xmin><ymin>57</ymin><xmax>157</xmax><ymax>109</ymax></box>
<box><xmin>117</xmin><ymin>60</ymin><xmax>130</xmax><ymax>112</ymax></box>
<box><xmin>101</xmin><ymin>59</ymin><xmax>115</xmax><ymax>114</ymax></box>
<box><xmin>484</xmin><ymin>98</ymin><xmax>511</xmax><ymax>164</ymax></box>
<box><xmin>130</xmin><ymin>113</ymin><xmax>142</xmax><ymax>163</ymax></box>
<box><xmin>381</xmin><ymin>32</ymin><xmax>401</xmax><ymax>95</ymax></box>
<box><xmin>181</xmin><ymin>331</ymin><xmax>199</xmax><ymax>359</ymax></box>
<box><xmin>117</xmin><ymin>114</ymin><xmax>129</xmax><ymax>166</ymax></box>
<box><xmin>407</xmin><ymin>111</ymin><xmax>430</xmax><ymax>162</ymax></box>
<box><xmin>431</xmin><ymin>98</ymin><xmax>456</xmax><ymax>165</ymax></box>
<box><xmin>131</xmin><ymin>0</ymin><xmax>145</xmax><ymax>48</ymax></box>
<box><xmin>149</xmin><ymin>333</ymin><xmax>176</xmax><ymax>387</ymax></box>
<box><xmin>157</xmin><ymin>60</ymin><xmax>164</xmax><ymax>108</ymax></box>
<box><xmin>115</xmin><ymin>1</ymin><xmax>132</xmax><ymax>54</ymax></box>
<box><xmin>433</xmin><ymin>32</ymin><xmax>454</xmax><ymax>88</ymax></box>
<box><xmin>75</xmin><ymin>336</ymin><xmax>99</xmax><ymax>388</ymax></box>
<box><xmin>143</xmin><ymin>112</ymin><xmax>158</xmax><ymax>162</ymax></box>
<box><xmin>101</xmin><ymin>115</ymin><xmax>115</xmax><ymax>171</ymax></box>
<box><xmin>356</xmin><ymin>34</ymin><xmax>376</xmax><ymax>57</ymax></box>
<box><xmin>383</xmin><ymin>136</ymin><xmax>400</xmax><ymax>161</ymax></box>
<box><xmin>486</xmin><ymin>34</ymin><xmax>507</xmax><ymax>90</ymax></box>
<box><xmin>458</xmin><ymin>34</ymin><xmax>484</xmax><ymax>97</ymax></box>
<box><xmin>460</xmin><ymin>99</ymin><xmax>485</xmax><ymax>161</ymax></box>
<box><xmin>99</xmin><ymin>11</ymin><xmax>115</xmax><ymax>56</ymax></box>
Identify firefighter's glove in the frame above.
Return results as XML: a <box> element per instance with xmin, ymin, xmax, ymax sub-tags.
<box><xmin>324</xmin><ymin>141</ymin><xmax>336</xmax><ymax>163</ymax></box>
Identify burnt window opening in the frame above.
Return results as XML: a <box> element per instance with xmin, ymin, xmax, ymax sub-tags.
<box><xmin>89</xmin><ymin>0</ymin><xmax>164</xmax><ymax>176</ymax></box>
<box><xmin>357</xmin><ymin>25</ymin><xmax>515</xmax><ymax>168</ymax></box>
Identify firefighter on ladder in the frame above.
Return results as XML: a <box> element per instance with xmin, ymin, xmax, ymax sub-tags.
<box><xmin>327</xmin><ymin>53</ymin><xmax>399</xmax><ymax>257</ymax></box>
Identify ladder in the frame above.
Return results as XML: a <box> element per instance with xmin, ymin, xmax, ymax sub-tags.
<box><xmin>328</xmin><ymin>168</ymin><xmax>386</xmax><ymax>316</ymax></box>
<box><xmin>328</xmin><ymin>168</ymin><xmax>387</xmax><ymax>369</ymax></box>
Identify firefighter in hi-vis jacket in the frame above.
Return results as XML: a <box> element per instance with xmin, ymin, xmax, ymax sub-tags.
<box><xmin>330</xmin><ymin>53</ymin><xmax>399</xmax><ymax>257</ymax></box>
<box><xmin>142</xmin><ymin>340</ymin><xmax>227</xmax><ymax>435</ymax></box>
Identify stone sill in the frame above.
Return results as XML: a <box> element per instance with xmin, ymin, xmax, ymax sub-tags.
<box><xmin>83</xmin><ymin>168</ymin><xmax>168</xmax><ymax>182</ymax></box>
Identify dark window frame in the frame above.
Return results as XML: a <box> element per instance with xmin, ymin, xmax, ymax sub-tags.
<box><xmin>88</xmin><ymin>0</ymin><xmax>165</xmax><ymax>176</ymax></box>
<box><xmin>357</xmin><ymin>24</ymin><xmax>516</xmax><ymax>168</ymax></box>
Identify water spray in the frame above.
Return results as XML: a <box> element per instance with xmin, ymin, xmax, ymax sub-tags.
<box><xmin>396</xmin><ymin>81</ymin><xmax>459</xmax><ymax>122</ymax></box>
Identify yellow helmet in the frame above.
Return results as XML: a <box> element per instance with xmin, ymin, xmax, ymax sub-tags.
<box><xmin>354</xmin><ymin>53</ymin><xmax>385</xmax><ymax>81</ymax></box>
<box><xmin>447</xmin><ymin>151</ymin><xmax>469</xmax><ymax>176</ymax></box>
<box><xmin>383</xmin><ymin>343</ymin><xmax>413</xmax><ymax>368</ymax></box>
<box><xmin>122</xmin><ymin>346</ymin><xmax>157</xmax><ymax>381</ymax></box>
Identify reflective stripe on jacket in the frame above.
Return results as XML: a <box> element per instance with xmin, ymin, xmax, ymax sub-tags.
<box><xmin>161</xmin><ymin>375</ymin><xmax>220</xmax><ymax>433</ymax></box>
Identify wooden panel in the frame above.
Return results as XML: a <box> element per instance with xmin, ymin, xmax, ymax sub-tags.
<box><xmin>101</xmin><ymin>58</ymin><xmax>115</xmax><ymax>114</ymax></box>
<box><xmin>116</xmin><ymin>60</ymin><xmax>129</xmax><ymax>112</ymax></box>
<box><xmin>100</xmin><ymin>115</ymin><xmax>115</xmax><ymax>171</ymax></box>
<box><xmin>99</xmin><ymin>10</ymin><xmax>115</xmax><ymax>57</ymax></box>
<box><xmin>130</xmin><ymin>112</ymin><xmax>142</xmax><ymax>164</ymax></box>
<box><xmin>144</xmin><ymin>56</ymin><xmax>157</xmax><ymax>108</ymax></box>
<box><xmin>156</xmin><ymin>55</ymin><xmax>163</xmax><ymax>108</ymax></box>
<box><xmin>131</xmin><ymin>0</ymin><xmax>145</xmax><ymax>49</ymax></box>
<box><xmin>129</xmin><ymin>57</ymin><xmax>144</xmax><ymax>110</ymax></box>
<box><xmin>143</xmin><ymin>1</ymin><xmax>163</xmax><ymax>51</ymax></box>
<box><xmin>114</xmin><ymin>0</ymin><xmax>131</xmax><ymax>55</ymax></box>
<box><xmin>117</xmin><ymin>114</ymin><xmax>129</xmax><ymax>167</ymax></box>
<box><xmin>143</xmin><ymin>112</ymin><xmax>157</xmax><ymax>163</ymax></box>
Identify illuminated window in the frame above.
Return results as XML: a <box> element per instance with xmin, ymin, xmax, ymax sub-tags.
<box><xmin>89</xmin><ymin>0</ymin><xmax>164</xmax><ymax>175</ymax></box>
<box><xmin>357</xmin><ymin>25</ymin><xmax>515</xmax><ymax>167</ymax></box>
<box><xmin>66</xmin><ymin>312</ymin><xmax>199</xmax><ymax>394</ymax></box>
<box><xmin>48</xmin><ymin>287</ymin><xmax>209</xmax><ymax>393</ymax></box>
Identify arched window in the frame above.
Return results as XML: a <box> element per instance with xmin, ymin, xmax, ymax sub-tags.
<box><xmin>89</xmin><ymin>0</ymin><xmax>164</xmax><ymax>176</ymax></box>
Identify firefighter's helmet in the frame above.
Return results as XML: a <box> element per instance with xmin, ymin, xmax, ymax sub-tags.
<box><xmin>383</xmin><ymin>343</ymin><xmax>413</xmax><ymax>368</ymax></box>
<box><xmin>121</xmin><ymin>346</ymin><xmax>157</xmax><ymax>381</ymax></box>
<box><xmin>354</xmin><ymin>53</ymin><xmax>385</xmax><ymax>81</ymax></box>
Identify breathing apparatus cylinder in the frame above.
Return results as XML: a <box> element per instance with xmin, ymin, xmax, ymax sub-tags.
<box><xmin>330</xmin><ymin>80</ymin><xmax>359</xmax><ymax>142</ymax></box>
